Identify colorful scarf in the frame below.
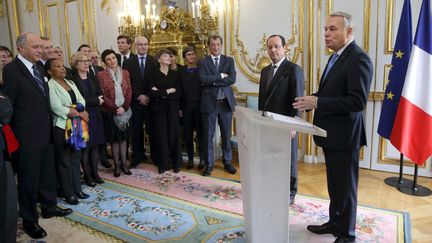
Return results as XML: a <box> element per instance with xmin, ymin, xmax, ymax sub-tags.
<box><xmin>65</xmin><ymin>103</ymin><xmax>89</xmax><ymax>150</ymax></box>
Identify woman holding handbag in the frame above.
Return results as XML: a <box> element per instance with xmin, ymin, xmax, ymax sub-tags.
<box><xmin>97</xmin><ymin>49</ymin><xmax>132</xmax><ymax>177</ymax></box>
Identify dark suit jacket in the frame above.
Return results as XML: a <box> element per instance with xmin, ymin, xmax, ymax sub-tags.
<box><xmin>2</xmin><ymin>58</ymin><xmax>53</xmax><ymax>151</ymax></box>
<box><xmin>198</xmin><ymin>55</ymin><xmax>236</xmax><ymax>114</ymax></box>
<box><xmin>313</xmin><ymin>41</ymin><xmax>373</xmax><ymax>150</ymax></box>
<box><xmin>123</xmin><ymin>54</ymin><xmax>156</xmax><ymax>102</ymax></box>
<box><xmin>116</xmin><ymin>53</ymin><xmax>137</xmax><ymax>68</ymax></box>
<box><xmin>258</xmin><ymin>59</ymin><xmax>304</xmax><ymax>117</ymax></box>
<box><xmin>70</xmin><ymin>70</ymin><xmax>103</xmax><ymax>122</ymax></box>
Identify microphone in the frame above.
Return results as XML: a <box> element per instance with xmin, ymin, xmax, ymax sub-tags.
<box><xmin>261</xmin><ymin>73</ymin><xmax>289</xmax><ymax>117</ymax></box>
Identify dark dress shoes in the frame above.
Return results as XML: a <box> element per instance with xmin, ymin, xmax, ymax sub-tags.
<box><xmin>120</xmin><ymin>164</ymin><xmax>132</xmax><ymax>175</ymax></box>
<box><xmin>198</xmin><ymin>161</ymin><xmax>205</xmax><ymax>170</ymax></box>
<box><xmin>101</xmin><ymin>160</ymin><xmax>112</xmax><ymax>168</ymax></box>
<box><xmin>76</xmin><ymin>191</ymin><xmax>90</xmax><ymax>199</ymax></box>
<box><xmin>158</xmin><ymin>168</ymin><xmax>166</xmax><ymax>174</ymax></box>
<box><xmin>224</xmin><ymin>164</ymin><xmax>237</xmax><ymax>174</ymax></box>
<box><xmin>202</xmin><ymin>166</ymin><xmax>213</xmax><ymax>176</ymax></box>
<box><xmin>334</xmin><ymin>236</ymin><xmax>356</xmax><ymax>243</ymax></box>
<box><xmin>64</xmin><ymin>196</ymin><xmax>79</xmax><ymax>205</ymax></box>
<box><xmin>85</xmin><ymin>179</ymin><xmax>97</xmax><ymax>187</ymax></box>
<box><xmin>23</xmin><ymin>222</ymin><xmax>47</xmax><ymax>239</ymax></box>
<box><xmin>173</xmin><ymin>168</ymin><xmax>180</xmax><ymax>173</ymax></box>
<box><xmin>186</xmin><ymin>160</ymin><xmax>194</xmax><ymax>169</ymax></box>
<box><xmin>41</xmin><ymin>206</ymin><xmax>73</xmax><ymax>218</ymax></box>
<box><xmin>307</xmin><ymin>222</ymin><xmax>339</xmax><ymax>236</ymax></box>
<box><xmin>114</xmin><ymin>166</ymin><xmax>121</xmax><ymax>177</ymax></box>
<box><xmin>129</xmin><ymin>162</ymin><xmax>139</xmax><ymax>169</ymax></box>
<box><xmin>94</xmin><ymin>175</ymin><xmax>104</xmax><ymax>184</ymax></box>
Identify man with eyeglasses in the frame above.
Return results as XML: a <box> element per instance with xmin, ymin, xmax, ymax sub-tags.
<box><xmin>123</xmin><ymin>36</ymin><xmax>156</xmax><ymax>168</ymax></box>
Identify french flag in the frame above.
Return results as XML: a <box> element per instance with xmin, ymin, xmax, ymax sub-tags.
<box><xmin>390</xmin><ymin>0</ymin><xmax>432</xmax><ymax>165</ymax></box>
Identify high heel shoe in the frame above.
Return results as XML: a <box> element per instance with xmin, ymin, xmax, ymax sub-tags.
<box><xmin>93</xmin><ymin>175</ymin><xmax>104</xmax><ymax>184</ymax></box>
<box><xmin>75</xmin><ymin>191</ymin><xmax>90</xmax><ymax>199</ymax></box>
<box><xmin>120</xmin><ymin>164</ymin><xmax>132</xmax><ymax>175</ymax></box>
<box><xmin>85</xmin><ymin>178</ymin><xmax>97</xmax><ymax>187</ymax></box>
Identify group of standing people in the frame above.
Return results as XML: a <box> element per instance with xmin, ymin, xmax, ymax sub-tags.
<box><xmin>0</xmin><ymin>10</ymin><xmax>372</xmax><ymax>243</ymax></box>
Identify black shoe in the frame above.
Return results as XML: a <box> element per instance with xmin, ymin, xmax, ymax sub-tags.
<box><xmin>224</xmin><ymin>164</ymin><xmax>237</xmax><ymax>174</ymax></box>
<box><xmin>120</xmin><ymin>164</ymin><xmax>132</xmax><ymax>175</ymax></box>
<box><xmin>307</xmin><ymin>222</ymin><xmax>339</xmax><ymax>236</ymax></box>
<box><xmin>158</xmin><ymin>168</ymin><xmax>166</xmax><ymax>174</ymax></box>
<box><xmin>129</xmin><ymin>161</ymin><xmax>139</xmax><ymax>169</ymax></box>
<box><xmin>334</xmin><ymin>236</ymin><xmax>356</xmax><ymax>243</ymax></box>
<box><xmin>114</xmin><ymin>166</ymin><xmax>121</xmax><ymax>177</ymax></box>
<box><xmin>94</xmin><ymin>175</ymin><xmax>104</xmax><ymax>184</ymax></box>
<box><xmin>64</xmin><ymin>196</ymin><xmax>79</xmax><ymax>205</ymax></box>
<box><xmin>23</xmin><ymin>222</ymin><xmax>47</xmax><ymax>239</ymax></box>
<box><xmin>202</xmin><ymin>166</ymin><xmax>213</xmax><ymax>176</ymax></box>
<box><xmin>76</xmin><ymin>191</ymin><xmax>90</xmax><ymax>199</ymax></box>
<box><xmin>101</xmin><ymin>160</ymin><xmax>112</xmax><ymax>169</ymax></box>
<box><xmin>186</xmin><ymin>160</ymin><xmax>194</xmax><ymax>169</ymax></box>
<box><xmin>290</xmin><ymin>198</ymin><xmax>295</xmax><ymax>205</ymax></box>
<box><xmin>85</xmin><ymin>179</ymin><xmax>97</xmax><ymax>187</ymax></box>
<box><xmin>174</xmin><ymin>168</ymin><xmax>180</xmax><ymax>173</ymax></box>
<box><xmin>41</xmin><ymin>206</ymin><xmax>73</xmax><ymax>218</ymax></box>
<box><xmin>198</xmin><ymin>161</ymin><xmax>205</xmax><ymax>170</ymax></box>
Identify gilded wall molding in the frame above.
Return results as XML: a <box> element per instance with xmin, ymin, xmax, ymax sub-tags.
<box><xmin>45</xmin><ymin>2</ymin><xmax>62</xmax><ymax>46</ymax></box>
<box><xmin>38</xmin><ymin>0</ymin><xmax>44</xmax><ymax>36</ymax></box>
<box><xmin>12</xmin><ymin>0</ymin><xmax>19</xmax><ymax>37</ymax></box>
<box><xmin>64</xmin><ymin>0</ymin><xmax>83</xmax><ymax>59</ymax></box>
<box><xmin>307</xmin><ymin>0</ymin><xmax>315</xmax><ymax>155</ymax></box>
<box><xmin>0</xmin><ymin>0</ymin><xmax>5</xmax><ymax>18</ymax></box>
<box><xmin>326</xmin><ymin>0</ymin><xmax>371</xmax><ymax>54</ymax></box>
<box><xmin>4</xmin><ymin>0</ymin><xmax>14</xmax><ymax>47</ymax></box>
<box><xmin>25</xmin><ymin>0</ymin><xmax>34</xmax><ymax>12</ymax></box>
<box><xmin>385</xmin><ymin>0</ymin><xmax>394</xmax><ymax>54</ymax></box>
<box><xmin>229</xmin><ymin>0</ymin><xmax>304</xmax><ymax>84</ymax></box>
<box><xmin>383</xmin><ymin>63</ymin><xmax>392</xmax><ymax>90</ymax></box>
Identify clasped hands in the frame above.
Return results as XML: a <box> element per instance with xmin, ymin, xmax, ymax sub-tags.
<box><xmin>68</xmin><ymin>108</ymin><xmax>89</xmax><ymax>122</ymax></box>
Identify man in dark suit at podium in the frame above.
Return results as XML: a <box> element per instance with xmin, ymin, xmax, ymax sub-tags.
<box><xmin>258</xmin><ymin>34</ymin><xmax>304</xmax><ymax>205</ymax></box>
<box><xmin>199</xmin><ymin>35</ymin><xmax>237</xmax><ymax>176</ymax></box>
<box><xmin>294</xmin><ymin>12</ymin><xmax>373</xmax><ymax>243</ymax></box>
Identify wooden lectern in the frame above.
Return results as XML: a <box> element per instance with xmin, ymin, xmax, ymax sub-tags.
<box><xmin>235</xmin><ymin>106</ymin><xmax>326</xmax><ymax>243</ymax></box>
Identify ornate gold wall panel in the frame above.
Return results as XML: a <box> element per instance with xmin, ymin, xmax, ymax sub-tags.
<box><xmin>64</xmin><ymin>0</ymin><xmax>82</xmax><ymax>58</ymax></box>
<box><xmin>12</xmin><ymin>0</ymin><xmax>19</xmax><ymax>36</ymax></box>
<box><xmin>229</xmin><ymin>0</ymin><xmax>304</xmax><ymax>84</ymax></box>
<box><xmin>384</xmin><ymin>0</ymin><xmax>398</xmax><ymax>54</ymax></box>
<box><xmin>45</xmin><ymin>2</ymin><xmax>62</xmax><ymax>46</ymax></box>
<box><xmin>38</xmin><ymin>0</ymin><xmax>44</xmax><ymax>36</ymax></box>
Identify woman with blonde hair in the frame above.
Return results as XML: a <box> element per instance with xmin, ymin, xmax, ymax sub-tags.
<box><xmin>70</xmin><ymin>51</ymin><xmax>105</xmax><ymax>186</ymax></box>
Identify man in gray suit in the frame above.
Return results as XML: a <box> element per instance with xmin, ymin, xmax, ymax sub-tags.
<box><xmin>198</xmin><ymin>35</ymin><xmax>237</xmax><ymax>176</ymax></box>
<box><xmin>258</xmin><ymin>34</ymin><xmax>304</xmax><ymax>205</ymax></box>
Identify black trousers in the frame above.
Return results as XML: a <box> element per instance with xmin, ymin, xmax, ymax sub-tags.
<box><xmin>323</xmin><ymin>148</ymin><xmax>360</xmax><ymax>239</ymax></box>
<box><xmin>130</xmin><ymin>104</ymin><xmax>154</xmax><ymax>164</ymax></box>
<box><xmin>16</xmin><ymin>145</ymin><xmax>57</xmax><ymax>224</ymax></box>
<box><xmin>152</xmin><ymin>109</ymin><xmax>182</xmax><ymax>171</ymax></box>
<box><xmin>182</xmin><ymin>104</ymin><xmax>205</xmax><ymax>161</ymax></box>
<box><xmin>0</xmin><ymin>157</ymin><xmax>17</xmax><ymax>243</ymax></box>
<box><xmin>53</xmin><ymin>127</ymin><xmax>82</xmax><ymax>198</ymax></box>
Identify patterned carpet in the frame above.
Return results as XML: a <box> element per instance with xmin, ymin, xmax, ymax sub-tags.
<box><xmin>49</xmin><ymin>164</ymin><xmax>411</xmax><ymax>242</ymax></box>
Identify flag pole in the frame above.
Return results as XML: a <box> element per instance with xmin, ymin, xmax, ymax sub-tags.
<box><xmin>384</xmin><ymin>153</ymin><xmax>413</xmax><ymax>187</ymax></box>
<box><xmin>398</xmin><ymin>164</ymin><xmax>432</xmax><ymax>196</ymax></box>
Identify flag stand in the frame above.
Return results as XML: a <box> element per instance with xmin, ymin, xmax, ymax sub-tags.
<box><xmin>398</xmin><ymin>164</ymin><xmax>432</xmax><ymax>196</ymax></box>
<box><xmin>384</xmin><ymin>153</ymin><xmax>413</xmax><ymax>187</ymax></box>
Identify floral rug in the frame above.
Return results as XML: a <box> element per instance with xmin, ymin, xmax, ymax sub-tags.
<box><xmin>56</xmin><ymin>164</ymin><xmax>411</xmax><ymax>243</ymax></box>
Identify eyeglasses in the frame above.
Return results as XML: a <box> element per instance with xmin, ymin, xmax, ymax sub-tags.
<box><xmin>77</xmin><ymin>60</ymin><xmax>90</xmax><ymax>63</ymax></box>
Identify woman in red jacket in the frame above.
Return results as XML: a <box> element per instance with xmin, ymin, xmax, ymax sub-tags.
<box><xmin>97</xmin><ymin>49</ymin><xmax>132</xmax><ymax>177</ymax></box>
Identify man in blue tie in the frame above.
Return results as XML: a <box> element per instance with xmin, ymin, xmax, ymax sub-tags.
<box><xmin>123</xmin><ymin>36</ymin><xmax>156</xmax><ymax>168</ymax></box>
<box><xmin>198</xmin><ymin>35</ymin><xmax>237</xmax><ymax>176</ymax></box>
<box><xmin>294</xmin><ymin>12</ymin><xmax>373</xmax><ymax>243</ymax></box>
<box><xmin>2</xmin><ymin>32</ymin><xmax>73</xmax><ymax>239</ymax></box>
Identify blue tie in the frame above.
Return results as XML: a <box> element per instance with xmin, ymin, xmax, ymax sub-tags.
<box><xmin>139</xmin><ymin>56</ymin><xmax>145</xmax><ymax>77</ymax></box>
<box><xmin>323</xmin><ymin>53</ymin><xmax>339</xmax><ymax>79</ymax></box>
<box><xmin>32</xmin><ymin>64</ymin><xmax>46</xmax><ymax>96</ymax></box>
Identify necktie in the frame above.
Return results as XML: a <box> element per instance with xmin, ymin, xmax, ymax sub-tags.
<box><xmin>323</xmin><ymin>53</ymin><xmax>339</xmax><ymax>79</ymax></box>
<box><xmin>122</xmin><ymin>56</ymin><xmax>127</xmax><ymax>68</ymax></box>
<box><xmin>32</xmin><ymin>64</ymin><xmax>46</xmax><ymax>96</ymax></box>
<box><xmin>266</xmin><ymin>64</ymin><xmax>277</xmax><ymax>91</ymax></box>
<box><xmin>214</xmin><ymin>57</ymin><xmax>219</xmax><ymax>72</ymax></box>
<box><xmin>139</xmin><ymin>56</ymin><xmax>145</xmax><ymax>77</ymax></box>
<box><xmin>90</xmin><ymin>65</ymin><xmax>96</xmax><ymax>76</ymax></box>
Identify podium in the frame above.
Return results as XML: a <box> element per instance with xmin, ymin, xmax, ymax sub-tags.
<box><xmin>235</xmin><ymin>106</ymin><xmax>326</xmax><ymax>243</ymax></box>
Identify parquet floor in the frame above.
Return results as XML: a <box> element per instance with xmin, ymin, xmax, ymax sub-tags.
<box><xmin>204</xmin><ymin>153</ymin><xmax>432</xmax><ymax>243</ymax></box>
